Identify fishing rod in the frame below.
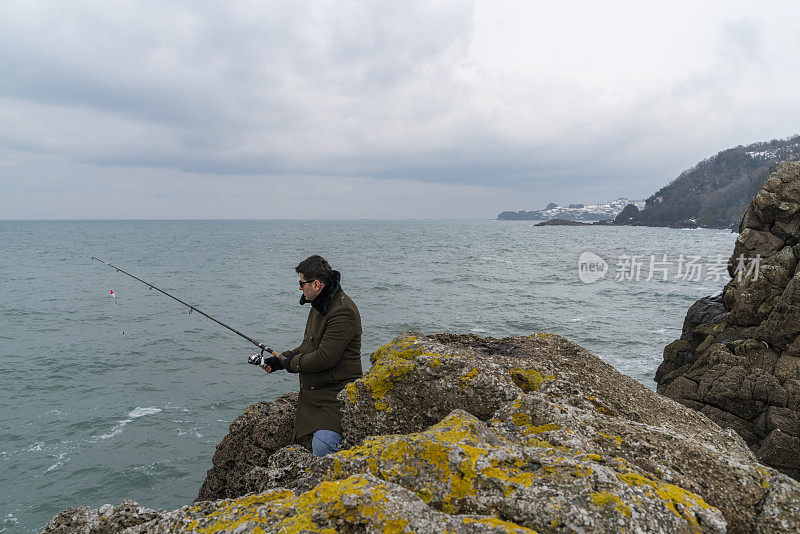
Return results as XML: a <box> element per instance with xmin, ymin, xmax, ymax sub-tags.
<box><xmin>92</xmin><ymin>257</ymin><xmax>275</xmax><ymax>366</ymax></box>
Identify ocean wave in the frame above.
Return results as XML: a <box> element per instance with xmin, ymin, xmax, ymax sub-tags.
<box><xmin>26</xmin><ymin>442</ymin><xmax>44</xmax><ymax>453</ymax></box>
<box><xmin>45</xmin><ymin>452</ymin><xmax>68</xmax><ymax>473</ymax></box>
<box><xmin>2</xmin><ymin>513</ymin><xmax>20</xmax><ymax>528</ymax></box>
<box><xmin>650</xmin><ymin>328</ymin><xmax>667</xmax><ymax>334</ymax></box>
<box><xmin>129</xmin><ymin>407</ymin><xmax>162</xmax><ymax>418</ymax></box>
<box><xmin>480</xmin><ymin>255</ymin><xmax>512</xmax><ymax>265</ymax></box>
<box><xmin>99</xmin><ymin>407</ymin><xmax>162</xmax><ymax>440</ymax></box>
<box><xmin>143</xmin><ymin>338</ymin><xmax>179</xmax><ymax>347</ymax></box>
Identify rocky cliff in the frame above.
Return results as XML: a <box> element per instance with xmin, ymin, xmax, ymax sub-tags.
<box><xmin>45</xmin><ymin>332</ymin><xmax>800</xmax><ymax>533</ymax></box>
<box><xmin>656</xmin><ymin>161</ymin><xmax>800</xmax><ymax>480</ymax></box>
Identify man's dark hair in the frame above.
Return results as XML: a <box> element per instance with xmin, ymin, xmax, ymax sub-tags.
<box><xmin>296</xmin><ymin>255</ymin><xmax>332</xmax><ymax>283</ymax></box>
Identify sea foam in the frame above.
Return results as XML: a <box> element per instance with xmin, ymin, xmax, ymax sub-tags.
<box><xmin>100</xmin><ymin>407</ymin><xmax>162</xmax><ymax>440</ymax></box>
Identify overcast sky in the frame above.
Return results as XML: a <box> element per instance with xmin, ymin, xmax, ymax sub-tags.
<box><xmin>1</xmin><ymin>0</ymin><xmax>799</xmax><ymax>219</ymax></box>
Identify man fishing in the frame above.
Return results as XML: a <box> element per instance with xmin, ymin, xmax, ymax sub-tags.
<box><xmin>92</xmin><ymin>255</ymin><xmax>361</xmax><ymax>456</ymax></box>
<box><xmin>261</xmin><ymin>255</ymin><xmax>363</xmax><ymax>457</ymax></box>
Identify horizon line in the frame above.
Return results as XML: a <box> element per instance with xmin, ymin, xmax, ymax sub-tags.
<box><xmin>0</xmin><ymin>217</ymin><xmax>501</xmax><ymax>222</ymax></box>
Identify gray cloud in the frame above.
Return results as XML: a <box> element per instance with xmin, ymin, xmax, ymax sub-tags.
<box><xmin>1</xmin><ymin>0</ymin><xmax>799</xmax><ymax>218</ymax></box>
<box><xmin>720</xmin><ymin>19</ymin><xmax>765</xmax><ymax>63</ymax></box>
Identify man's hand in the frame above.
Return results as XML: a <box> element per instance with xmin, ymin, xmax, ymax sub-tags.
<box><xmin>262</xmin><ymin>351</ymin><xmax>283</xmax><ymax>373</ymax></box>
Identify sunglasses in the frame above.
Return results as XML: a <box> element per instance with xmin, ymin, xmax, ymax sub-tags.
<box><xmin>299</xmin><ymin>279</ymin><xmax>316</xmax><ymax>287</ymax></box>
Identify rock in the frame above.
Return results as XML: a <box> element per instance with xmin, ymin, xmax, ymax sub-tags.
<box><xmin>243</xmin><ymin>444</ymin><xmax>330</xmax><ymax>495</ymax></box>
<box><xmin>195</xmin><ymin>392</ymin><xmax>310</xmax><ymax>502</ymax></box>
<box><xmin>683</xmin><ymin>294</ymin><xmax>729</xmax><ymax>339</ymax></box>
<box><xmin>732</xmin><ymin>228</ymin><xmax>785</xmax><ymax>263</ymax></box>
<box><xmin>340</xmin><ymin>333</ymin><xmax>521</xmax><ymax>446</ymax></box>
<box><xmin>115</xmin><ymin>474</ymin><xmax>549</xmax><ymax>533</ymax></box>
<box><xmin>332</xmin><ymin>410</ymin><xmax>726</xmax><ymax>533</ymax></box>
<box><xmin>758</xmin><ymin>429</ymin><xmax>800</xmax><ymax>471</ymax></box>
<box><xmin>339</xmin><ymin>333</ymin><xmax>796</xmax><ymax>533</ymax></box>
<box><xmin>49</xmin><ymin>332</ymin><xmax>800</xmax><ymax>533</ymax></box>
<box><xmin>759</xmin><ymin>273</ymin><xmax>800</xmax><ymax>350</ymax></box>
<box><xmin>657</xmin><ymin>161</ymin><xmax>800</xmax><ymax>480</ymax></box>
<box><xmin>613</xmin><ymin>203</ymin><xmax>639</xmax><ymax>225</ymax></box>
<box><xmin>41</xmin><ymin>500</ymin><xmax>161</xmax><ymax>533</ymax></box>
<box><xmin>534</xmin><ymin>218</ymin><xmax>592</xmax><ymax>226</ymax></box>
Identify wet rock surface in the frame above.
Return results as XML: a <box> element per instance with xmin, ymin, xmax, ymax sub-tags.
<box><xmin>656</xmin><ymin>161</ymin><xmax>800</xmax><ymax>480</ymax></box>
<box><xmin>46</xmin><ymin>332</ymin><xmax>800</xmax><ymax>533</ymax></box>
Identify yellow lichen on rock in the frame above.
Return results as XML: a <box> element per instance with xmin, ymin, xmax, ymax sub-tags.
<box><xmin>182</xmin><ymin>490</ymin><xmax>295</xmax><ymax>533</ymax></box>
<box><xmin>462</xmin><ymin>516</ymin><xmax>539</xmax><ymax>533</ymax></box>
<box><xmin>540</xmin><ymin>462</ymin><xmax>594</xmax><ymax>483</ymax></box>
<box><xmin>369</xmin><ymin>335</ymin><xmax>423</xmax><ymax>364</ymax></box>
<box><xmin>460</xmin><ymin>368</ymin><xmax>479</xmax><ymax>385</ymax></box>
<box><xmin>591</xmin><ymin>492</ymin><xmax>632</xmax><ymax>517</ymax></box>
<box><xmin>182</xmin><ymin>475</ymin><xmax>414</xmax><ymax>533</ymax></box>
<box><xmin>359</xmin><ymin>336</ymin><xmax>449</xmax><ymax>410</ymax></box>
<box><xmin>331</xmin><ymin>411</ymin><xmax>560</xmax><ymax>512</ymax></box>
<box><xmin>511</xmin><ymin>411</ymin><xmax>533</xmax><ymax>427</ymax></box>
<box><xmin>596</xmin><ymin>432</ymin><xmax>623</xmax><ymax>446</ymax></box>
<box><xmin>588</xmin><ymin>395</ymin><xmax>617</xmax><ymax>416</ymax></box>
<box><xmin>345</xmin><ymin>382</ymin><xmax>357</xmax><ymax>402</ymax></box>
<box><xmin>504</xmin><ymin>398</ymin><xmax>562</xmax><ymax>437</ymax></box>
<box><xmin>526</xmin><ymin>424</ymin><xmax>562</xmax><ymax>434</ymax></box>
<box><xmin>268</xmin><ymin>475</ymin><xmax>410</xmax><ymax>533</ymax></box>
<box><xmin>509</xmin><ymin>368</ymin><xmax>554</xmax><ymax>392</ymax></box>
<box><xmin>361</xmin><ymin>337</ymin><xmax>422</xmax><ymax>410</ymax></box>
<box><xmin>618</xmin><ymin>471</ymin><xmax>716</xmax><ymax>530</ymax></box>
<box><xmin>757</xmin><ymin>466</ymin><xmax>771</xmax><ymax>489</ymax></box>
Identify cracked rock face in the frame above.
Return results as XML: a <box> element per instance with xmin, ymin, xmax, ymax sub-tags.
<box><xmin>46</xmin><ymin>332</ymin><xmax>800</xmax><ymax>533</ymax></box>
<box><xmin>656</xmin><ymin>161</ymin><xmax>800</xmax><ymax>480</ymax></box>
<box><xmin>194</xmin><ymin>391</ymin><xmax>311</xmax><ymax>502</ymax></box>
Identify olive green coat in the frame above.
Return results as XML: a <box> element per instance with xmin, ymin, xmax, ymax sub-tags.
<box><xmin>283</xmin><ymin>290</ymin><xmax>362</xmax><ymax>439</ymax></box>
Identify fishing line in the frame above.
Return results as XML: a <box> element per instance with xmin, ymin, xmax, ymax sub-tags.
<box><xmin>92</xmin><ymin>257</ymin><xmax>274</xmax><ymax>363</ymax></box>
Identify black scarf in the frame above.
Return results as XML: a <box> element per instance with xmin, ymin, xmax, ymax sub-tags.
<box><xmin>299</xmin><ymin>270</ymin><xmax>342</xmax><ymax>315</ymax></box>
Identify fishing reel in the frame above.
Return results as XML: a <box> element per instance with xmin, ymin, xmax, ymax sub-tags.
<box><xmin>248</xmin><ymin>351</ymin><xmax>267</xmax><ymax>366</ymax></box>
<box><xmin>249</xmin><ymin>348</ymin><xmax>284</xmax><ymax>371</ymax></box>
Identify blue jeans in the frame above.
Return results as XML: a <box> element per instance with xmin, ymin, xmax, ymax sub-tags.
<box><xmin>312</xmin><ymin>429</ymin><xmax>342</xmax><ymax>457</ymax></box>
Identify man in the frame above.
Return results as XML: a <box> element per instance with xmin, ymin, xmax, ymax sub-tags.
<box><xmin>261</xmin><ymin>255</ymin><xmax>362</xmax><ymax>456</ymax></box>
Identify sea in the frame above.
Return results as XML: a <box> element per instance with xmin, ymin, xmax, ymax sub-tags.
<box><xmin>0</xmin><ymin>220</ymin><xmax>737</xmax><ymax>533</ymax></box>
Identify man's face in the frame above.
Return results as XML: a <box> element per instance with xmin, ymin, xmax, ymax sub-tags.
<box><xmin>299</xmin><ymin>274</ymin><xmax>324</xmax><ymax>301</ymax></box>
